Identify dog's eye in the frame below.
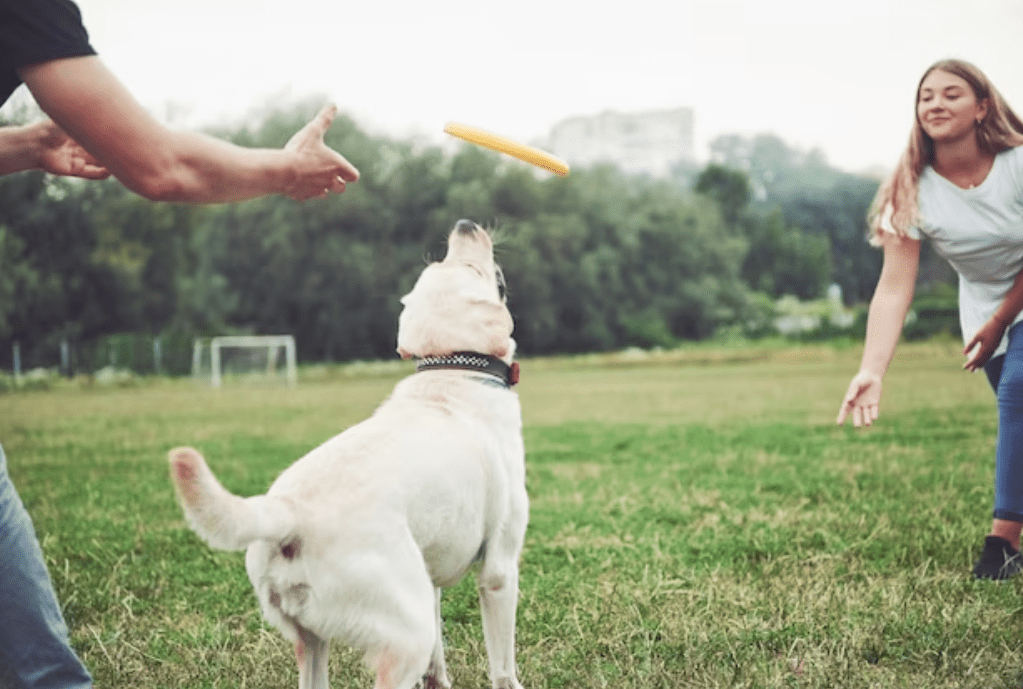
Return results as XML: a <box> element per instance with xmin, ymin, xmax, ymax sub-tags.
<box><xmin>495</xmin><ymin>265</ymin><xmax>507</xmax><ymax>302</ymax></box>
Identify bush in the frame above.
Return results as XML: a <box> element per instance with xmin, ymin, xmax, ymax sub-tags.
<box><xmin>904</xmin><ymin>289</ymin><xmax>959</xmax><ymax>341</ymax></box>
<box><xmin>0</xmin><ymin>367</ymin><xmax>57</xmax><ymax>394</ymax></box>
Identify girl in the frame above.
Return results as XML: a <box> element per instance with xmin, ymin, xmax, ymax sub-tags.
<box><xmin>837</xmin><ymin>59</ymin><xmax>1023</xmax><ymax>579</ymax></box>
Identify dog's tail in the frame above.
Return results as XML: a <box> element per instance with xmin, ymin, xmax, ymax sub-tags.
<box><xmin>168</xmin><ymin>447</ymin><xmax>297</xmax><ymax>551</ymax></box>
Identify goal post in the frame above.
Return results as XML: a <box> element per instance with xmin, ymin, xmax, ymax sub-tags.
<box><xmin>192</xmin><ymin>335</ymin><xmax>298</xmax><ymax>388</ymax></box>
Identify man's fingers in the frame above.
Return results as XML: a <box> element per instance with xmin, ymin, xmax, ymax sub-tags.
<box><xmin>77</xmin><ymin>164</ymin><xmax>110</xmax><ymax>180</ymax></box>
<box><xmin>314</xmin><ymin>104</ymin><xmax>337</xmax><ymax>135</ymax></box>
<box><xmin>337</xmin><ymin>159</ymin><xmax>359</xmax><ymax>183</ymax></box>
<box><xmin>329</xmin><ymin>175</ymin><xmax>348</xmax><ymax>193</ymax></box>
<box><xmin>280</xmin><ymin>105</ymin><xmax>360</xmax><ymax>200</ymax></box>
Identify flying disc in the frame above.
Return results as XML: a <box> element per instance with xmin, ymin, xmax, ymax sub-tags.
<box><xmin>444</xmin><ymin>122</ymin><xmax>570</xmax><ymax>176</ymax></box>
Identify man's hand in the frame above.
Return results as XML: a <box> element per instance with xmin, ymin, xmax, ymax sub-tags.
<box><xmin>33</xmin><ymin>119</ymin><xmax>109</xmax><ymax>179</ymax></box>
<box><xmin>22</xmin><ymin>56</ymin><xmax>358</xmax><ymax>202</ymax></box>
<box><xmin>0</xmin><ymin>119</ymin><xmax>109</xmax><ymax>179</ymax></box>
<box><xmin>283</xmin><ymin>105</ymin><xmax>360</xmax><ymax>201</ymax></box>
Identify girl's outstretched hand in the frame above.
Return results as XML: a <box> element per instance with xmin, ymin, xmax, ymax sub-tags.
<box><xmin>836</xmin><ymin>370</ymin><xmax>883</xmax><ymax>427</ymax></box>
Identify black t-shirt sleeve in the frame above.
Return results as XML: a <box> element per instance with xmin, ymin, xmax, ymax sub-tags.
<box><xmin>0</xmin><ymin>0</ymin><xmax>96</xmax><ymax>106</ymax></box>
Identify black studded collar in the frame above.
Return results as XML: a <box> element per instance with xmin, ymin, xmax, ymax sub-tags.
<box><xmin>415</xmin><ymin>351</ymin><xmax>519</xmax><ymax>387</ymax></box>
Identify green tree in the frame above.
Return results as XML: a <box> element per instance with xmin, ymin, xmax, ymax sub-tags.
<box><xmin>0</xmin><ymin>101</ymin><xmax>890</xmax><ymax>372</ymax></box>
<box><xmin>741</xmin><ymin>211</ymin><xmax>831</xmax><ymax>299</ymax></box>
<box><xmin>695</xmin><ymin>164</ymin><xmax>751</xmax><ymax>225</ymax></box>
<box><xmin>695</xmin><ymin>161</ymin><xmax>832</xmax><ymax>300</ymax></box>
<box><xmin>777</xmin><ymin>177</ymin><xmax>882</xmax><ymax>303</ymax></box>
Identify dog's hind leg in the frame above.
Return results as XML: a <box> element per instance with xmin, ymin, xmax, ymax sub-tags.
<box><xmin>371</xmin><ymin>641</ymin><xmax>435</xmax><ymax>689</ymax></box>
<box><xmin>365</xmin><ymin>543</ymin><xmax>437</xmax><ymax>689</ymax></box>
<box><xmin>296</xmin><ymin>626</ymin><xmax>329</xmax><ymax>689</ymax></box>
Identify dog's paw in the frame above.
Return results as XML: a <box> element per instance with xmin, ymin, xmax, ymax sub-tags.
<box><xmin>493</xmin><ymin>679</ymin><xmax>524</xmax><ymax>689</ymax></box>
<box><xmin>415</xmin><ymin>671</ymin><xmax>452</xmax><ymax>689</ymax></box>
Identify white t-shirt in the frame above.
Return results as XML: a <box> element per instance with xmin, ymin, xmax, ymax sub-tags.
<box><xmin>898</xmin><ymin>146</ymin><xmax>1023</xmax><ymax>359</ymax></box>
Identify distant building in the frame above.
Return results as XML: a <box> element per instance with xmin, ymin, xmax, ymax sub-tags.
<box><xmin>548</xmin><ymin>107</ymin><xmax>695</xmax><ymax>178</ymax></box>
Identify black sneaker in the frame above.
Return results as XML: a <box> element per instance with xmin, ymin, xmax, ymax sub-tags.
<box><xmin>972</xmin><ymin>536</ymin><xmax>1022</xmax><ymax>580</ymax></box>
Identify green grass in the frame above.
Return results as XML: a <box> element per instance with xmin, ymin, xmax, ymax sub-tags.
<box><xmin>2</xmin><ymin>340</ymin><xmax>1021</xmax><ymax>688</ymax></box>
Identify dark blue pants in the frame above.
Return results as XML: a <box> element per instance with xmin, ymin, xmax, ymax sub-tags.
<box><xmin>982</xmin><ymin>322</ymin><xmax>1023</xmax><ymax>523</ymax></box>
<box><xmin>0</xmin><ymin>444</ymin><xmax>92</xmax><ymax>689</ymax></box>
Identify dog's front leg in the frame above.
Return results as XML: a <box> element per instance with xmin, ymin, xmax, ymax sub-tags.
<box><xmin>477</xmin><ymin>567</ymin><xmax>523</xmax><ymax>689</ymax></box>
<box><xmin>423</xmin><ymin>587</ymin><xmax>452</xmax><ymax>688</ymax></box>
<box><xmin>296</xmin><ymin>626</ymin><xmax>330</xmax><ymax>689</ymax></box>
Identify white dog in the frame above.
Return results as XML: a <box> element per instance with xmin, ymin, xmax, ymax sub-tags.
<box><xmin>169</xmin><ymin>220</ymin><xmax>528</xmax><ymax>689</ymax></box>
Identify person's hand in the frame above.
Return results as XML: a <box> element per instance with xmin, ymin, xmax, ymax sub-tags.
<box><xmin>32</xmin><ymin>119</ymin><xmax>109</xmax><ymax>180</ymax></box>
<box><xmin>282</xmin><ymin>105</ymin><xmax>360</xmax><ymax>201</ymax></box>
<box><xmin>963</xmin><ymin>316</ymin><xmax>1008</xmax><ymax>372</ymax></box>
<box><xmin>836</xmin><ymin>370</ymin><xmax>883</xmax><ymax>427</ymax></box>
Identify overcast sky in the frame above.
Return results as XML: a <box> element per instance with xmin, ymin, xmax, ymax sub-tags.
<box><xmin>6</xmin><ymin>0</ymin><xmax>1022</xmax><ymax>174</ymax></box>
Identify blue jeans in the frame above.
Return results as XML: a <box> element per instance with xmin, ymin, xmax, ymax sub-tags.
<box><xmin>983</xmin><ymin>322</ymin><xmax>1023</xmax><ymax>523</ymax></box>
<box><xmin>0</xmin><ymin>444</ymin><xmax>92</xmax><ymax>689</ymax></box>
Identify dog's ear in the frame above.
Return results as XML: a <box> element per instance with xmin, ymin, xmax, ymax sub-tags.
<box><xmin>396</xmin><ymin>292</ymin><xmax>418</xmax><ymax>358</ymax></box>
<box><xmin>466</xmin><ymin>296</ymin><xmax>514</xmax><ymax>358</ymax></box>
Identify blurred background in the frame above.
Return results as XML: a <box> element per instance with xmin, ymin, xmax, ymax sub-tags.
<box><xmin>0</xmin><ymin>0</ymin><xmax>1012</xmax><ymax>378</ymax></box>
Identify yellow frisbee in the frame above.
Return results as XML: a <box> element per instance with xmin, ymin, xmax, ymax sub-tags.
<box><xmin>444</xmin><ymin>122</ymin><xmax>570</xmax><ymax>176</ymax></box>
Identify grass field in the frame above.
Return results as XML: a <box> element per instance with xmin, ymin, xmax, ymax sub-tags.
<box><xmin>1</xmin><ymin>340</ymin><xmax>1021</xmax><ymax>688</ymax></box>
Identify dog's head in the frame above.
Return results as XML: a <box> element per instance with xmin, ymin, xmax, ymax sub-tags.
<box><xmin>397</xmin><ymin>220</ymin><xmax>515</xmax><ymax>362</ymax></box>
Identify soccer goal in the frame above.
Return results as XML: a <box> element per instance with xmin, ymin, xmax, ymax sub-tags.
<box><xmin>192</xmin><ymin>335</ymin><xmax>298</xmax><ymax>388</ymax></box>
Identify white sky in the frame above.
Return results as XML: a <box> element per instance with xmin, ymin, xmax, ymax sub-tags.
<box><xmin>7</xmin><ymin>0</ymin><xmax>1023</xmax><ymax>174</ymax></box>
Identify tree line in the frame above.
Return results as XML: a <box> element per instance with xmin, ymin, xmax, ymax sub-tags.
<box><xmin>0</xmin><ymin>101</ymin><xmax>905</xmax><ymax>373</ymax></box>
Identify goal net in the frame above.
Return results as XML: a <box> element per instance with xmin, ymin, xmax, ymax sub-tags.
<box><xmin>192</xmin><ymin>335</ymin><xmax>297</xmax><ymax>387</ymax></box>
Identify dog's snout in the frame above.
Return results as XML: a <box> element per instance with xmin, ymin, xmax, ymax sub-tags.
<box><xmin>454</xmin><ymin>219</ymin><xmax>479</xmax><ymax>236</ymax></box>
<box><xmin>445</xmin><ymin>218</ymin><xmax>492</xmax><ymax>263</ymax></box>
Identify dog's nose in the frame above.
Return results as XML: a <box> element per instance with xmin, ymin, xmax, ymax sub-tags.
<box><xmin>454</xmin><ymin>219</ymin><xmax>479</xmax><ymax>236</ymax></box>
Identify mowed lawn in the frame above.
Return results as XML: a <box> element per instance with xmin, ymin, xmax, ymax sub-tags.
<box><xmin>1</xmin><ymin>340</ymin><xmax>1021</xmax><ymax>689</ymax></box>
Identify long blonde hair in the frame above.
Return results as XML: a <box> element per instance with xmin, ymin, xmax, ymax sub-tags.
<box><xmin>868</xmin><ymin>59</ymin><xmax>1023</xmax><ymax>244</ymax></box>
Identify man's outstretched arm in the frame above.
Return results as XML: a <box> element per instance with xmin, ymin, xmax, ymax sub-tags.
<box><xmin>19</xmin><ymin>55</ymin><xmax>359</xmax><ymax>202</ymax></box>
